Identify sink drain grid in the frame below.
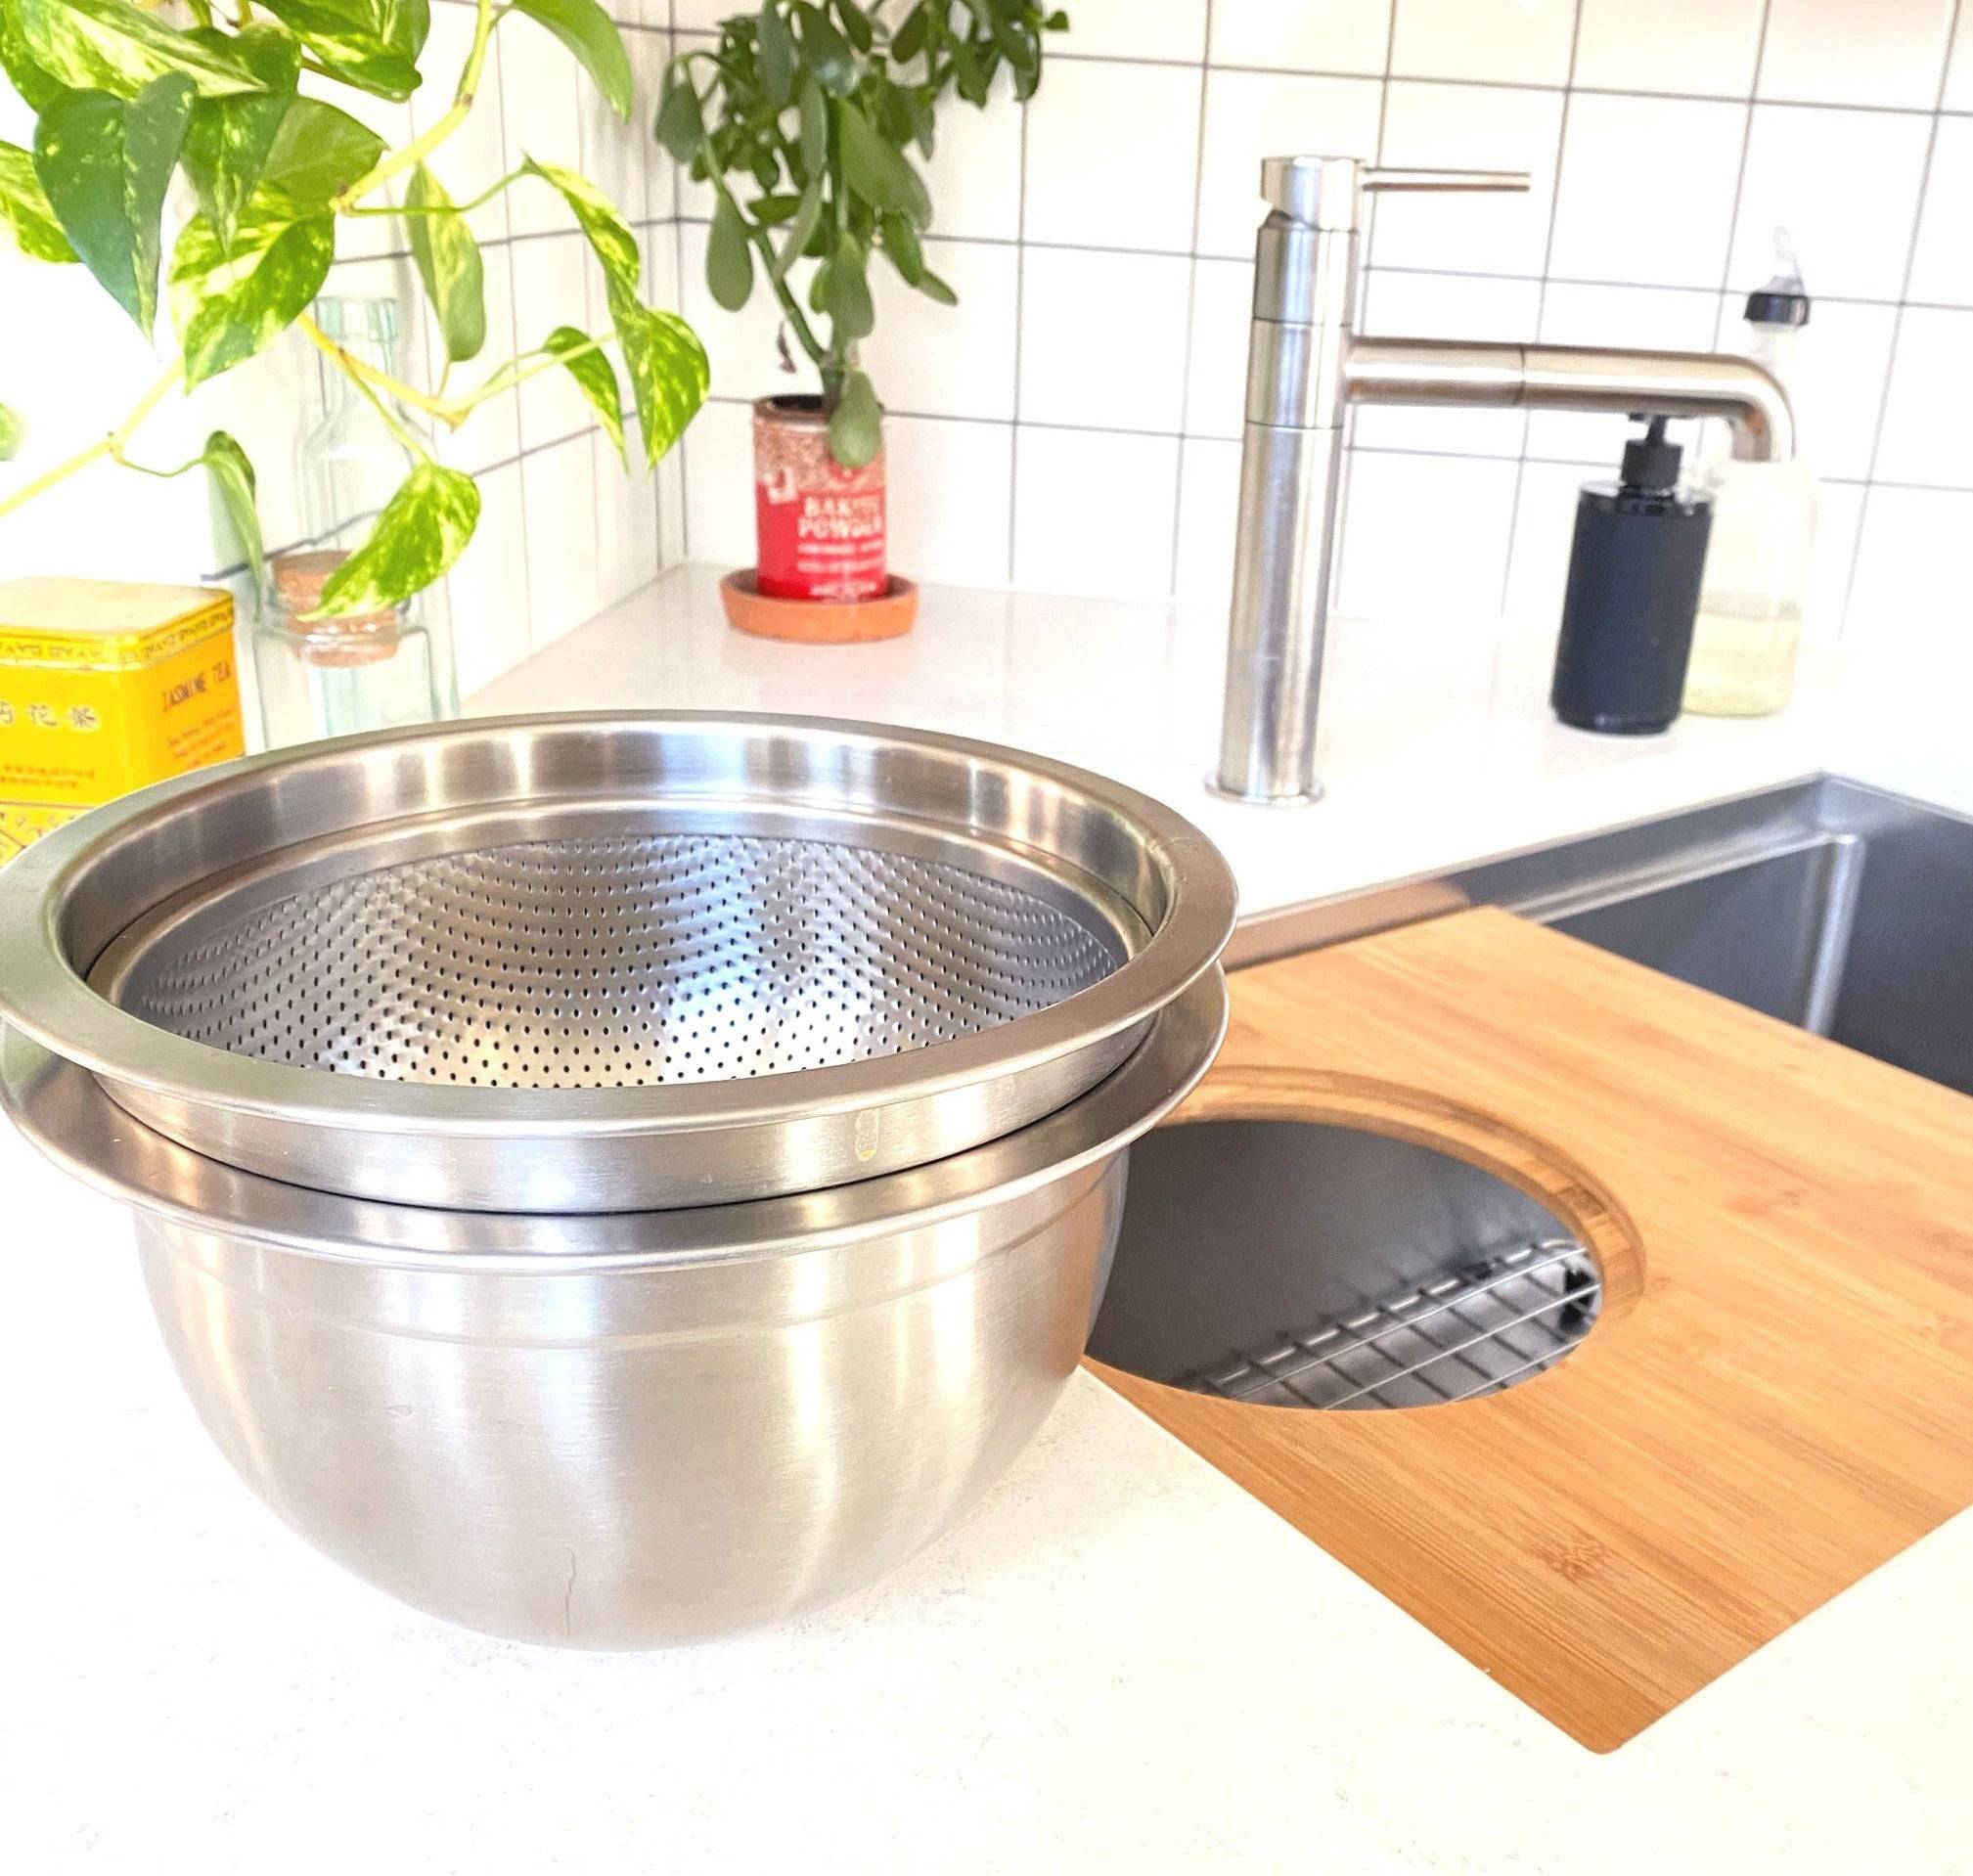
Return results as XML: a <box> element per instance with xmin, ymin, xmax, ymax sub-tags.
<box><xmin>1185</xmin><ymin>1238</ymin><xmax>1600</xmax><ymax>1409</ymax></box>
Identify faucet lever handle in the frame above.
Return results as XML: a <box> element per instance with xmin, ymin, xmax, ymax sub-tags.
<box><xmin>1362</xmin><ymin>166</ymin><xmax>1532</xmax><ymax>195</ymax></box>
<box><xmin>1259</xmin><ymin>156</ymin><xmax>1530</xmax><ymax>228</ymax></box>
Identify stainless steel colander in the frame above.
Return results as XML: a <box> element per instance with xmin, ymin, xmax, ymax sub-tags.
<box><xmin>0</xmin><ymin>713</ymin><xmax>1235</xmax><ymax>1210</ymax></box>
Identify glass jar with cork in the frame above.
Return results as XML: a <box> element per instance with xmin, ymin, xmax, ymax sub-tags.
<box><xmin>251</xmin><ymin>295</ymin><xmax>457</xmax><ymax>748</ymax></box>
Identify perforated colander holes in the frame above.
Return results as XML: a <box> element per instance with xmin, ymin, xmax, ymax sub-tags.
<box><xmin>119</xmin><ymin>830</ymin><xmax>1120</xmax><ymax>1089</ymax></box>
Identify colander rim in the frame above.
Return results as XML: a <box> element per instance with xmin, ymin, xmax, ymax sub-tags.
<box><xmin>0</xmin><ymin>711</ymin><xmax>1237</xmax><ymax>1145</ymax></box>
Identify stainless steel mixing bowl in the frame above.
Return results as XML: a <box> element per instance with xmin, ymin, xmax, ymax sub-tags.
<box><xmin>0</xmin><ymin>714</ymin><xmax>1235</xmax><ymax>1211</ymax></box>
<box><xmin>1</xmin><ymin>970</ymin><xmax>1227</xmax><ymax>1647</ymax></box>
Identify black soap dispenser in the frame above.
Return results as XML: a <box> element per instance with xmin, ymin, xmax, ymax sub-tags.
<box><xmin>1550</xmin><ymin>416</ymin><xmax>1713</xmax><ymax>735</ymax></box>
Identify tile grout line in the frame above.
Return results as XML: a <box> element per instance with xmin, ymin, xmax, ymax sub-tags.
<box><xmin>1841</xmin><ymin>0</ymin><xmax>1965</xmax><ymax>633</ymax></box>
<box><xmin>1006</xmin><ymin>83</ymin><xmax>1031</xmax><ymax>587</ymax></box>
<box><xmin>1497</xmin><ymin>0</ymin><xmax>1584</xmax><ymax>623</ymax></box>
<box><xmin>1712</xmin><ymin>0</ymin><xmax>1775</xmax><ymax>353</ymax></box>
<box><xmin>1164</xmin><ymin>0</ymin><xmax>1216</xmax><ymax>602</ymax></box>
<box><xmin>491</xmin><ymin>22</ymin><xmax>539</xmax><ymax>667</ymax></box>
<box><xmin>1334</xmin><ymin>0</ymin><xmax>1410</xmax><ymax>618</ymax></box>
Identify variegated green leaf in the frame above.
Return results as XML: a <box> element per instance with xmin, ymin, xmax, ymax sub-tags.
<box><xmin>198</xmin><ymin>431</ymin><xmax>262</xmax><ymax>581</ymax></box>
<box><xmin>34</xmin><ymin>74</ymin><xmax>196</xmax><ymax>335</ymax></box>
<box><xmin>542</xmin><ymin>326</ymin><xmax>623</xmax><ymax>463</ymax></box>
<box><xmin>255</xmin><ymin>97</ymin><xmax>386</xmax><ymax>207</ymax></box>
<box><xmin>123</xmin><ymin>427</ymin><xmax>266</xmax><ymax>580</ymax></box>
<box><xmin>524</xmin><ymin>157</ymin><xmax>639</xmax><ymax>302</ymax></box>
<box><xmin>511</xmin><ymin>0</ymin><xmax>630</xmax><ymax>120</ymax></box>
<box><xmin>310</xmin><ymin>460</ymin><xmax>479</xmax><ymax>618</ymax></box>
<box><xmin>524</xmin><ymin>159</ymin><xmax>706</xmax><ymax>466</ymax></box>
<box><xmin>406</xmin><ymin>162</ymin><xmax>486</xmax><ymax>362</ymax></box>
<box><xmin>0</xmin><ymin>401</ymin><xmax>22</xmax><ymax>461</ymax></box>
<box><xmin>0</xmin><ymin>0</ymin><xmax>61</xmax><ymax>111</ymax></box>
<box><xmin>180</xmin><ymin>23</ymin><xmax>300</xmax><ymax>253</ymax></box>
<box><xmin>615</xmin><ymin>303</ymin><xmax>707</xmax><ymax>467</ymax></box>
<box><xmin>253</xmin><ymin>0</ymin><xmax>427</xmax><ymax>102</ymax></box>
<box><xmin>15</xmin><ymin>0</ymin><xmax>265</xmax><ymax>99</ymax></box>
<box><xmin>169</xmin><ymin>199</ymin><xmax>335</xmax><ymax>384</ymax></box>
<box><xmin>0</xmin><ymin>139</ymin><xmax>76</xmax><ymax>262</ymax></box>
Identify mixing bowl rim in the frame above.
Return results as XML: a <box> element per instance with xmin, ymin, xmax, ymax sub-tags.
<box><xmin>0</xmin><ymin>969</ymin><xmax>1229</xmax><ymax>1273</ymax></box>
<box><xmin>0</xmin><ymin>711</ymin><xmax>1236</xmax><ymax>1142</ymax></box>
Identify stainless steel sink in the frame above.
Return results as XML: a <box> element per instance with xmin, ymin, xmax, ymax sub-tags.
<box><xmin>1087</xmin><ymin>1119</ymin><xmax>1601</xmax><ymax>1408</ymax></box>
<box><xmin>1235</xmin><ymin>777</ymin><xmax>1973</xmax><ymax>1099</ymax></box>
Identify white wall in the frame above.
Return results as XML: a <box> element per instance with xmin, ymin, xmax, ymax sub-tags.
<box><xmin>0</xmin><ymin>0</ymin><xmax>680</xmax><ymax>700</ymax></box>
<box><xmin>673</xmin><ymin>0</ymin><xmax>1973</xmax><ymax>682</ymax></box>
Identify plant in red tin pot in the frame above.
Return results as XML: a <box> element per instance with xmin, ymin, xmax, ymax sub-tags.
<box><xmin>656</xmin><ymin>1</ymin><xmax>1066</xmax><ymax>641</ymax></box>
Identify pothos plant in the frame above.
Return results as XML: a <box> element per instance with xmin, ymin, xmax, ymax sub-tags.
<box><xmin>655</xmin><ymin>0</ymin><xmax>1065</xmax><ymax>469</ymax></box>
<box><xmin>0</xmin><ymin>0</ymin><xmax>709</xmax><ymax>618</ymax></box>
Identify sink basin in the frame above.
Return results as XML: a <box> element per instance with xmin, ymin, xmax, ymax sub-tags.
<box><xmin>1235</xmin><ymin>778</ymin><xmax>1973</xmax><ymax>1099</ymax></box>
<box><xmin>1457</xmin><ymin>778</ymin><xmax>1973</xmax><ymax>1097</ymax></box>
<box><xmin>1088</xmin><ymin>1119</ymin><xmax>1602</xmax><ymax>1408</ymax></box>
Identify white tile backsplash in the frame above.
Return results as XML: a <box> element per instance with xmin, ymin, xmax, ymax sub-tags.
<box><xmin>1332</xmin><ymin>450</ymin><xmax>1519</xmax><ymax>629</ymax></box>
<box><xmin>1728</xmin><ymin>105</ymin><xmax>1935</xmax><ymax>299</ymax></box>
<box><xmin>1174</xmin><ymin>436</ymin><xmax>1242</xmax><ymax>603</ymax></box>
<box><xmin>1784</xmin><ymin>298</ymin><xmax>1900</xmax><ymax>483</ymax></box>
<box><xmin>1356</xmin><ymin>270</ymin><xmax>1539</xmax><ymax>458</ymax></box>
<box><xmin>1757</xmin><ymin>0</ymin><xmax>1957</xmax><ymax>110</ymax></box>
<box><xmin>922</xmin><ymin>73</ymin><xmax>1025</xmax><ymax>242</ymax></box>
<box><xmin>415</xmin><ymin>8</ymin><xmax>512</xmax><ymax>243</ymax></box>
<box><xmin>1389</xmin><ymin>0</ymin><xmax>1577</xmax><ymax>88</ymax></box>
<box><xmin>1845</xmin><ymin>485</ymin><xmax>1973</xmax><ymax>650</ymax></box>
<box><xmin>1011</xmin><ymin>428</ymin><xmax>1182</xmax><ymax>599</ymax></box>
<box><xmin>1572</xmin><ymin>0</ymin><xmax>1764</xmax><ymax>99</ymax></box>
<box><xmin>1548</xmin><ymin>93</ymin><xmax>1748</xmax><ymax>289</ymax></box>
<box><xmin>1209</xmin><ymin>0</ymin><xmax>1394</xmax><ymax>75</ymax></box>
<box><xmin>512</xmin><ymin>233</ymin><xmax>598</xmax><ymax>449</ymax></box>
<box><xmin>1182</xmin><ymin>256</ymin><xmax>1255</xmax><ymax>440</ymax></box>
<box><xmin>1017</xmin><ymin>248</ymin><xmax>1193</xmax><ymax>430</ymax></box>
<box><xmin>1058</xmin><ymin>0</ymin><xmax>1208</xmax><ymax>64</ymax></box>
<box><xmin>1872</xmin><ymin>305</ymin><xmax>1973</xmax><ymax>488</ymax></box>
<box><xmin>498</xmin><ymin>18</ymin><xmax>587</xmax><ymax>238</ymax></box>
<box><xmin>444</xmin><ymin>462</ymin><xmax>532</xmax><ymax>697</ymax></box>
<box><xmin>1195</xmin><ymin>68</ymin><xmax>1383</xmax><ymax>257</ymax></box>
<box><xmin>520</xmin><ymin>433</ymin><xmax>603</xmax><ymax>644</ymax></box>
<box><xmin>873</xmin><ymin>240</ymin><xmax>1020</xmax><ymax>422</ymax></box>
<box><xmin>10</xmin><ymin>0</ymin><xmax>1965</xmax><ymax>702</ymax></box>
<box><xmin>1370</xmin><ymin>82</ymin><xmax>1564</xmax><ymax>279</ymax></box>
<box><xmin>1949</xmin><ymin>5</ymin><xmax>1973</xmax><ymax>112</ymax></box>
<box><xmin>1906</xmin><ymin>113</ymin><xmax>1973</xmax><ymax>305</ymax></box>
<box><xmin>883</xmin><ymin>417</ymin><xmax>1017</xmax><ymax>588</ymax></box>
<box><xmin>1022</xmin><ymin>60</ymin><xmax>1203</xmax><ymax>253</ymax></box>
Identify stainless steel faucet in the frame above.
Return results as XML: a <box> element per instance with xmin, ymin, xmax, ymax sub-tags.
<box><xmin>1212</xmin><ymin>155</ymin><xmax>1797</xmax><ymax>806</ymax></box>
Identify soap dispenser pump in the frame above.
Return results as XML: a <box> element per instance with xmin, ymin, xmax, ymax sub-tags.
<box><xmin>1549</xmin><ymin>416</ymin><xmax>1713</xmax><ymax>736</ymax></box>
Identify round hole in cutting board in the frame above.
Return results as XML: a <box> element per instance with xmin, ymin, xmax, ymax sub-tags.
<box><xmin>1089</xmin><ymin>1116</ymin><xmax>1611</xmax><ymax>1410</ymax></box>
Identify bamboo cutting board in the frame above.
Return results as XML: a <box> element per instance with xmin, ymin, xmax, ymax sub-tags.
<box><xmin>1090</xmin><ymin>909</ymin><xmax>1973</xmax><ymax>1752</ymax></box>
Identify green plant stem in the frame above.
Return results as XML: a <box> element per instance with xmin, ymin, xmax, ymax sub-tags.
<box><xmin>821</xmin><ymin>95</ymin><xmax>847</xmax><ymax>400</ymax></box>
<box><xmin>298</xmin><ymin>313</ymin><xmax>454</xmax><ymax>418</ymax></box>
<box><xmin>335</xmin><ymin>0</ymin><xmax>496</xmax><ymax>211</ymax></box>
<box><xmin>703</xmin><ymin>163</ymin><xmax>829</xmax><ymax>378</ymax></box>
<box><xmin>0</xmin><ymin>358</ymin><xmax>185</xmax><ymax>521</ymax></box>
<box><xmin>299</xmin><ymin>312</ymin><xmax>615</xmax><ymax>428</ymax></box>
<box><xmin>342</xmin><ymin>167</ymin><xmax>525</xmax><ymax>217</ymax></box>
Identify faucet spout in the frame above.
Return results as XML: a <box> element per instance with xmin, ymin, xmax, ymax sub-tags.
<box><xmin>1211</xmin><ymin>151</ymin><xmax>1800</xmax><ymax>808</ymax></box>
<box><xmin>1345</xmin><ymin>338</ymin><xmax>1795</xmax><ymax>463</ymax></box>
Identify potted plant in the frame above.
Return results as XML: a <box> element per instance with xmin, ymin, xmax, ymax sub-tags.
<box><xmin>656</xmin><ymin>0</ymin><xmax>1065</xmax><ymax>642</ymax></box>
<box><xmin>0</xmin><ymin>0</ymin><xmax>707</xmax><ymax>630</ymax></box>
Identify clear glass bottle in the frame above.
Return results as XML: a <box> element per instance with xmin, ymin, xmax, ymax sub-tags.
<box><xmin>1682</xmin><ymin>237</ymin><xmax>1818</xmax><ymax>717</ymax></box>
<box><xmin>251</xmin><ymin>295</ymin><xmax>457</xmax><ymax>747</ymax></box>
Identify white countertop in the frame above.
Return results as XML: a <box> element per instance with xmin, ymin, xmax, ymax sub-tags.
<box><xmin>6</xmin><ymin>566</ymin><xmax>1971</xmax><ymax>1873</ymax></box>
